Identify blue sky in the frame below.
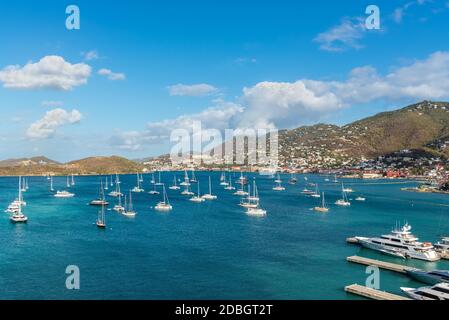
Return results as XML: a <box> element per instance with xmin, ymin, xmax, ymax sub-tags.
<box><xmin>1</xmin><ymin>0</ymin><xmax>449</xmax><ymax>161</ymax></box>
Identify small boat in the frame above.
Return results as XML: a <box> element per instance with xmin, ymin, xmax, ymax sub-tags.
<box><xmin>288</xmin><ymin>174</ymin><xmax>297</xmax><ymax>185</ymax></box>
<box><xmin>219</xmin><ymin>171</ymin><xmax>228</xmax><ymax>186</ymax></box>
<box><xmin>181</xmin><ymin>185</ymin><xmax>194</xmax><ymax>196</ymax></box>
<box><xmin>401</xmin><ymin>283</ymin><xmax>449</xmax><ymax>300</ymax></box>
<box><xmin>310</xmin><ymin>185</ymin><xmax>321</xmax><ymax>198</ymax></box>
<box><xmin>314</xmin><ymin>192</ymin><xmax>329</xmax><ymax>213</ymax></box>
<box><xmin>96</xmin><ymin>204</ymin><xmax>106</xmax><ymax>228</ymax></box>
<box><xmin>148</xmin><ymin>183</ymin><xmax>160</xmax><ymax>195</ymax></box>
<box><xmin>301</xmin><ymin>188</ymin><xmax>314</xmax><ymax>195</ymax></box>
<box><xmin>272</xmin><ymin>173</ymin><xmax>285</xmax><ymax>191</ymax></box>
<box><xmin>89</xmin><ymin>179</ymin><xmax>109</xmax><ymax>206</ymax></box>
<box><xmin>122</xmin><ymin>191</ymin><xmax>137</xmax><ymax>217</ymax></box>
<box><xmin>180</xmin><ymin>170</ymin><xmax>191</xmax><ymax>186</ymax></box>
<box><xmin>169</xmin><ymin>176</ymin><xmax>180</xmax><ymax>190</ymax></box>
<box><xmin>405</xmin><ymin>269</ymin><xmax>449</xmax><ymax>285</ymax></box>
<box><xmin>202</xmin><ymin>176</ymin><xmax>217</xmax><ymax>200</ymax></box>
<box><xmin>190</xmin><ymin>182</ymin><xmax>205</xmax><ymax>202</ymax></box>
<box><xmin>355</xmin><ymin>196</ymin><xmax>366</xmax><ymax>201</ymax></box>
<box><xmin>131</xmin><ymin>173</ymin><xmax>144</xmax><ymax>192</ymax></box>
<box><xmin>54</xmin><ymin>190</ymin><xmax>75</xmax><ymax>198</ymax></box>
<box><xmin>155</xmin><ymin>184</ymin><xmax>173</xmax><ymax>211</ymax></box>
<box><xmin>335</xmin><ymin>184</ymin><xmax>351</xmax><ymax>206</ymax></box>
<box><xmin>10</xmin><ymin>177</ymin><xmax>28</xmax><ymax>223</ymax></box>
<box><xmin>224</xmin><ymin>176</ymin><xmax>235</xmax><ymax>190</ymax></box>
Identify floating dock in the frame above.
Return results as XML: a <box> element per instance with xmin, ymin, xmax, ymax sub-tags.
<box><xmin>345</xmin><ymin>284</ymin><xmax>411</xmax><ymax>300</ymax></box>
<box><xmin>346</xmin><ymin>255</ymin><xmax>416</xmax><ymax>274</ymax></box>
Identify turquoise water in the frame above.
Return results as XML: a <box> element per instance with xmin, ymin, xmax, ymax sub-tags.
<box><xmin>0</xmin><ymin>172</ymin><xmax>448</xmax><ymax>300</ymax></box>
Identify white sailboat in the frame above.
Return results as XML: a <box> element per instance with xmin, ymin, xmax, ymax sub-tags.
<box><xmin>224</xmin><ymin>176</ymin><xmax>235</xmax><ymax>190</ymax></box>
<box><xmin>180</xmin><ymin>170</ymin><xmax>190</xmax><ymax>186</ymax></box>
<box><xmin>132</xmin><ymin>173</ymin><xmax>144</xmax><ymax>192</ymax></box>
<box><xmin>310</xmin><ymin>185</ymin><xmax>321</xmax><ymax>198</ymax></box>
<box><xmin>66</xmin><ymin>176</ymin><xmax>71</xmax><ymax>188</ymax></box>
<box><xmin>50</xmin><ymin>176</ymin><xmax>54</xmax><ymax>192</ymax></box>
<box><xmin>113</xmin><ymin>182</ymin><xmax>125</xmax><ymax>212</ymax></box>
<box><xmin>108</xmin><ymin>174</ymin><xmax>123</xmax><ymax>197</ymax></box>
<box><xmin>90</xmin><ymin>179</ymin><xmax>109</xmax><ymax>206</ymax></box>
<box><xmin>150</xmin><ymin>172</ymin><xmax>156</xmax><ymax>184</ymax></box>
<box><xmin>71</xmin><ymin>174</ymin><xmax>75</xmax><ymax>186</ymax></box>
<box><xmin>233</xmin><ymin>178</ymin><xmax>249</xmax><ymax>196</ymax></box>
<box><xmin>335</xmin><ymin>184</ymin><xmax>351</xmax><ymax>206</ymax></box>
<box><xmin>10</xmin><ymin>176</ymin><xmax>28</xmax><ymax>223</ymax></box>
<box><xmin>190</xmin><ymin>169</ymin><xmax>198</xmax><ymax>183</ymax></box>
<box><xmin>272</xmin><ymin>173</ymin><xmax>285</xmax><ymax>191</ymax></box>
<box><xmin>155</xmin><ymin>171</ymin><xmax>164</xmax><ymax>186</ymax></box>
<box><xmin>169</xmin><ymin>175</ymin><xmax>180</xmax><ymax>190</ymax></box>
<box><xmin>220</xmin><ymin>171</ymin><xmax>228</xmax><ymax>186</ymax></box>
<box><xmin>21</xmin><ymin>177</ymin><xmax>27</xmax><ymax>192</ymax></box>
<box><xmin>181</xmin><ymin>184</ymin><xmax>194</xmax><ymax>195</ymax></box>
<box><xmin>155</xmin><ymin>184</ymin><xmax>173</xmax><ymax>211</ymax></box>
<box><xmin>148</xmin><ymin>183</ymin><xmax>160</xmax><ymax>195</ymax></box>
<box><xmin>110</xmin><ymin>175</ymin><xmax>114</xmax><ymax>187</ymax></box>
<box><xmin>240</xmin><ymin>180</ymin><xmax>259</xmax><ymax>209</ymax></box>
<box><xmin>104</xmin><ymin>176</ymin><xmax>109</xmax><ymax>190</ymax></box>
<box><xmin>122</xmin><ymin>191</ymin><xmax>137</xmax><ymax>217</ymax></box>
<box><xmin>190</xmin><ymin>181</ymin><xmax>205</xmax><ymax>202</ymax></box>
<box><xmin>202</xmin><ymin>176</ymin><xmax>217</xmax><ymax>200</ymax></box>
<box><xmin>314</xmin><ymin>192</ymin><xmax>329</xmax><ymax>213</ymax></box>
<box><xmin>246</xmin><ymin>181</ymin><xmax>267</xmax><ymax>217</ymax></box>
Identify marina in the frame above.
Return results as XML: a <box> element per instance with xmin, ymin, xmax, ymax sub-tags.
<box><xmin>1</xmin><ymin>172</ymin><xmax>449</xmax><ymax>299</ymax></box>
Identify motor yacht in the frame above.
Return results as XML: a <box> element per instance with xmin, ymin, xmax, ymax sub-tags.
<box><xmin>401</xmin><ymin>283</ymin><xmax>449</xmax><ymax>300</ymax></box>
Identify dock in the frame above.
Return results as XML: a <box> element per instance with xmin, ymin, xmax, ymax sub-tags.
<box><xmin>345</xmin><ymin>284</ymin><xmax>411</xmax><ymax>300</ymax></box>
<box><xmin>347</xmin><ymin>255</ymin><xmax>416</xmax><ymax>274</ymax></box>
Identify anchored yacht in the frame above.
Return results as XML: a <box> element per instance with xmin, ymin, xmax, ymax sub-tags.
<box><xmin>406</xmin><ymin>269</ymin><xmax>449</xmax><ymax>285</ymax></box>
<box><xmin>202</xmin><ymin>176</ymin><xmax>217</xmax><ymax>200</ymax></box>
<box><xmin>54</xmin><ymin>190</ymin><xmax>75</xmax><ymax>198</ymax></box>
<box><xmin>401</xmin><ymin>283</ymin><xmax>449</xmax><ymax>300</ymax></box>
<box><xmin>435</xmin><ymin>237</ymin><xmax>449</xmax><ymax>258</ymax></box>
<box><xmin>155</xmin><ymin>184</ymin><xmax>173</xmax><ymax>211</ymax></box>
<box><xmin>169</xmin><ymin>176</ymin><xmax>180</xmax><ymax>190</ymax></box>
<box><xmin>355</xmin><ymin>223</ymin><xmax>440</xmax><ymax>262</ymax></box>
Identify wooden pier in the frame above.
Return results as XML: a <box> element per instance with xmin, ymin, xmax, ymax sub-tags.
<box><xmin>346</xmin><ymin>255</ymin><xmax>416</xmax><ymax>274</ymax></box>
<box><xmin>345</xmin><ymin>284</ymin><xmax>411</xmax><ymax>300</ymax></box>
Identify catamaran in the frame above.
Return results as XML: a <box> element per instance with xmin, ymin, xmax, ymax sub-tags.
<box><xmin>96</xmin><ymin>203</ymin><xmax>106</xmax><ymax>228</ymax></box>
<box><xmin>314</xmin><ymin>192</ymin><xmax>329</xmax><ymax>213</ymax></box>
<box><xmin>202</xmin><ymin>176</ymin><xmax>217</xmax><ymax>200</ymax></box>
<box><xmin>189</xmin><ymin>182</ymin><xmax>205</xmax><ymax>202</ymax></box>
<box><xmin>335</xmin><ymin>184</ymin><xmax>351</xmax><ymax>206</ymax></box>
<box><xmin>355</xmin><ymin>223</ymin><xmax>440</xmax><ymax>262</ymax></box>
<box><xmin>10</xmin><ymin>177</ymin><xmax>28</xmax><ymax>223</ymax></box>
<box><xmin>234</xmin><ymin>178</ymin><xmax>249</xmax><ymax>196</ymax></box>
<box><xmin>224</xmin><ymin>176</ymin><xmax>235</xmax><ymax>190</ymax></box>
<box><xmin>155</xmin><ymin>184</ymin><xmax>173</xmax><ymax>211</ymax></box>
<box><xmin>132</xmin><ymin>173</ymin><xmax>144</xmax><ymax>192</ymax></box>
<box><xmin>169</xmin><ymin>175</ymin><xmax>180</xmax><ymax>190</ymax></box>
<box><xmin>155</xmin><ymin>171</ymin><xmax>164</xmax><ymax>186</ymax></box>
<box><xmin>240</xmin><ymin>180</ymin><xmax>259</xmax><ymax>209</ymax></box>
<box><xmin>122</xmin><ymin>191</ymin><xmax>137</xmax><ymax>217</ymax></box>
<box><xmin>272</xmin><ymin>174</ymin><xmax>285</xmax><ymax>191</ymax></box>
<box><xmin>90</xmin><ymin>179</ymin><xmax>109</xmax><ymax>206</ymax></box>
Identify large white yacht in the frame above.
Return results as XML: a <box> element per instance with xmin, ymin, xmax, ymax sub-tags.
<box><xmin>355</xmin><ymin>223</ymin><xmax>440</xmax><ymax>262</ymax></box>
<box><xmin>435</xmin><ymin>237</ymin><xmax>449</xmax><ymax>258</ymax></box>
<box><xmin>401</xmin><ymin>283</ymin><xmax>449</xmax><ymax>300</ymax></box>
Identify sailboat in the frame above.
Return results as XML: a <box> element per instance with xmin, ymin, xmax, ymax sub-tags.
<box><xmin>224</xmin><ymin>176</ymin><xmax>236</xmax><ymax>190</ymax></box>
<box><xmin>132</xmin><ymin>173</ymin><xmax>144</xmax><ymax>192</ymax></box>
<box><xmin>220</xmin><ymin>171</ymin><xmax>229</xmax><ymax>186</ymax></box>
<box><xmin>288</xmin><ymin>173</ymin><xmax>298</xmax><ymax>185</ymax></box>
<box><xmin>21</xmin><ymin>177</ymin><xmax>27</xmax><ymax>192</ymax></box>
<box><xmin>139</xmin><ymin>173</ymin><xmax>144</xmax><ymax>183</ymax></box>
<box><xmin>96</xmin><ymin>203</ymin><xmax>106</xmax><ymax>228</ymax></box>
<box><xmin>246</xmin><ymin>181</ymin><xmax>267</xmax><ymax>217</ymax></box>
<box><xmin>190</xmin><ymin>169</ymin><xmax>198</xmax><ymax>183</ymax></box>
<box><xmin>66</xmin><ymin>176</ymin><xmax>71</xmax><ymax>188</ymax></box>
<box><xmin>155</xmin><ymin>171</ymin><xmax>164</xmax><ymax>186</ymax></box>
<box><xmin>104</xmin><ymin>176</ymin><xmax>109</xmax><ymax>190</ymax></box>
<box><xmin>71</xmin><ymin>174</ymin><xmax>75</xmax><ymax>186</ymax></box>
<box><xmin>50</xmin><ymin>176</ymin><xmax>54</xmax><ymax>192</ymax></box>
<box><xmin>234</xmin><ymin>178</ymin><xmax>249</xmax><ymax>196</ymax></box>
<box><xmin>180</xmin><ymin>170</ymin><xmax>190</xmax><ymax>186</ymax></box>
<box><xmin>310</xmin><ymin>185</ymin><xmax>321</xmax><ymax>198</ymax></box>
<box><xmin>150</xmin><ymin>172</ymin><xmax>156</xmax><ymax>184</ymax></box>
<box><xmin>148</xmin><ymin>183</ymin><xmax>160</xmax><ymax>195</ymax></box>
<box><xmin>108</xmin><ymin>174</ymin><xmax>123</xmax><ymax>197</ymax></box>
<box><xmin>155</xmin><ymin>184</ymin><xmax>173</xmax><ymax>211</ymax></box>
<box><xmin>10</xmin><ymin>176</ymin><xmax>28</xmax><ymax>223</ymax></box>
<box><xmin>190</xmin><ymin>182</ymin><xmax>205</xmax><ymax>202</ymax></box>
<box><xmin>314</xmin><ymin>192</ymin><xmax>329</xmax><ymax>213</ymax></box>
<box><xmin>25</xmin><ymin>177</ymin><xmax>29</xmax><ymax>190</ymax></box>
<box><xmin>169</xmin><ymin>175</ymin><xmax>180</xmax><ymax>190</ymax></box>
<box><xmin>90</xmin><ymin>179</ymin><xmax>109</xmax><ymax>206</ymax></box>
<box><xmin>110</xmin><ymin>175</ymin><xmax>114</xmax><ymax>187</ymax></box>
<box><xmin>236</xmin><ymin>171</ymin><xmax>247</xmax><ymax>185</ymax></box>
<box><xmin>335</xmin><ymin>184</ymin><xmax>351</xmax><ymax>206</ymax></box>
<box><xmin>272</xmin><ymin>173</ymin><xmax>286</xmax><ymax>191</ymax></box>
<box><xmin>113</xmin><ymin>182</ymin><xmax>125</xmax><ymax>212</ymax></box>
<box><xmin>202</xmin><ymin>176</ymin><xmax>217</xmax><ymax>200</ymax></box>
<box><xmin>122</xmin><ymin>191</ymin><xmax>137</xmax><ymax>217</ymax></box>
<box><xmin>333</xmin><ymin>174</ymin><xmax>339</xmax><ymax>183</ymax></box>
<box><xmin>240</xmin><ymin>180</ymin><xmax>259</xmax><ymax>208</ymax></box>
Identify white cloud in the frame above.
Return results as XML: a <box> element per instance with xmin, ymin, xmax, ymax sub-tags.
<box><xmin>98</xmin><ymin>68</ymin><xmax>126</xmax><ymax>81</ymax></box>
<box><xmin>392</xmin><ymin>0</ymin><xmax>432</xmax><ymax>24</ymax></box>
<box><xmin>26</xmin><ymin>108</ymin><xmax>83</xmax><ymax>139</ymax></box>
<box><xmin>110</xmin><ymin>99</ymin><xmax>242</xmax><ymax>150</ymax></box>
<box><xmin>82</xmin><ymin>50</ymin><xmax>99</xmax><ymax>61</ymax></box>
<box><xmin>0</xmin><ymin>56</ymin><xmax>91</xmax><ymax>90</ymax></box>
<box><xmin>168</xmin><ymin>83</ymin><xmax>218</xmax><ymax>97</ymax></box>
<box><xmin>41</xmin><ymin>100</ymin><xmax>64</xmax><ymax>108</ymax></box>
<box><xmin>314</xmin><ymin>17</ymin><xmax>366</xmax><ymax>52</ymax></box>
